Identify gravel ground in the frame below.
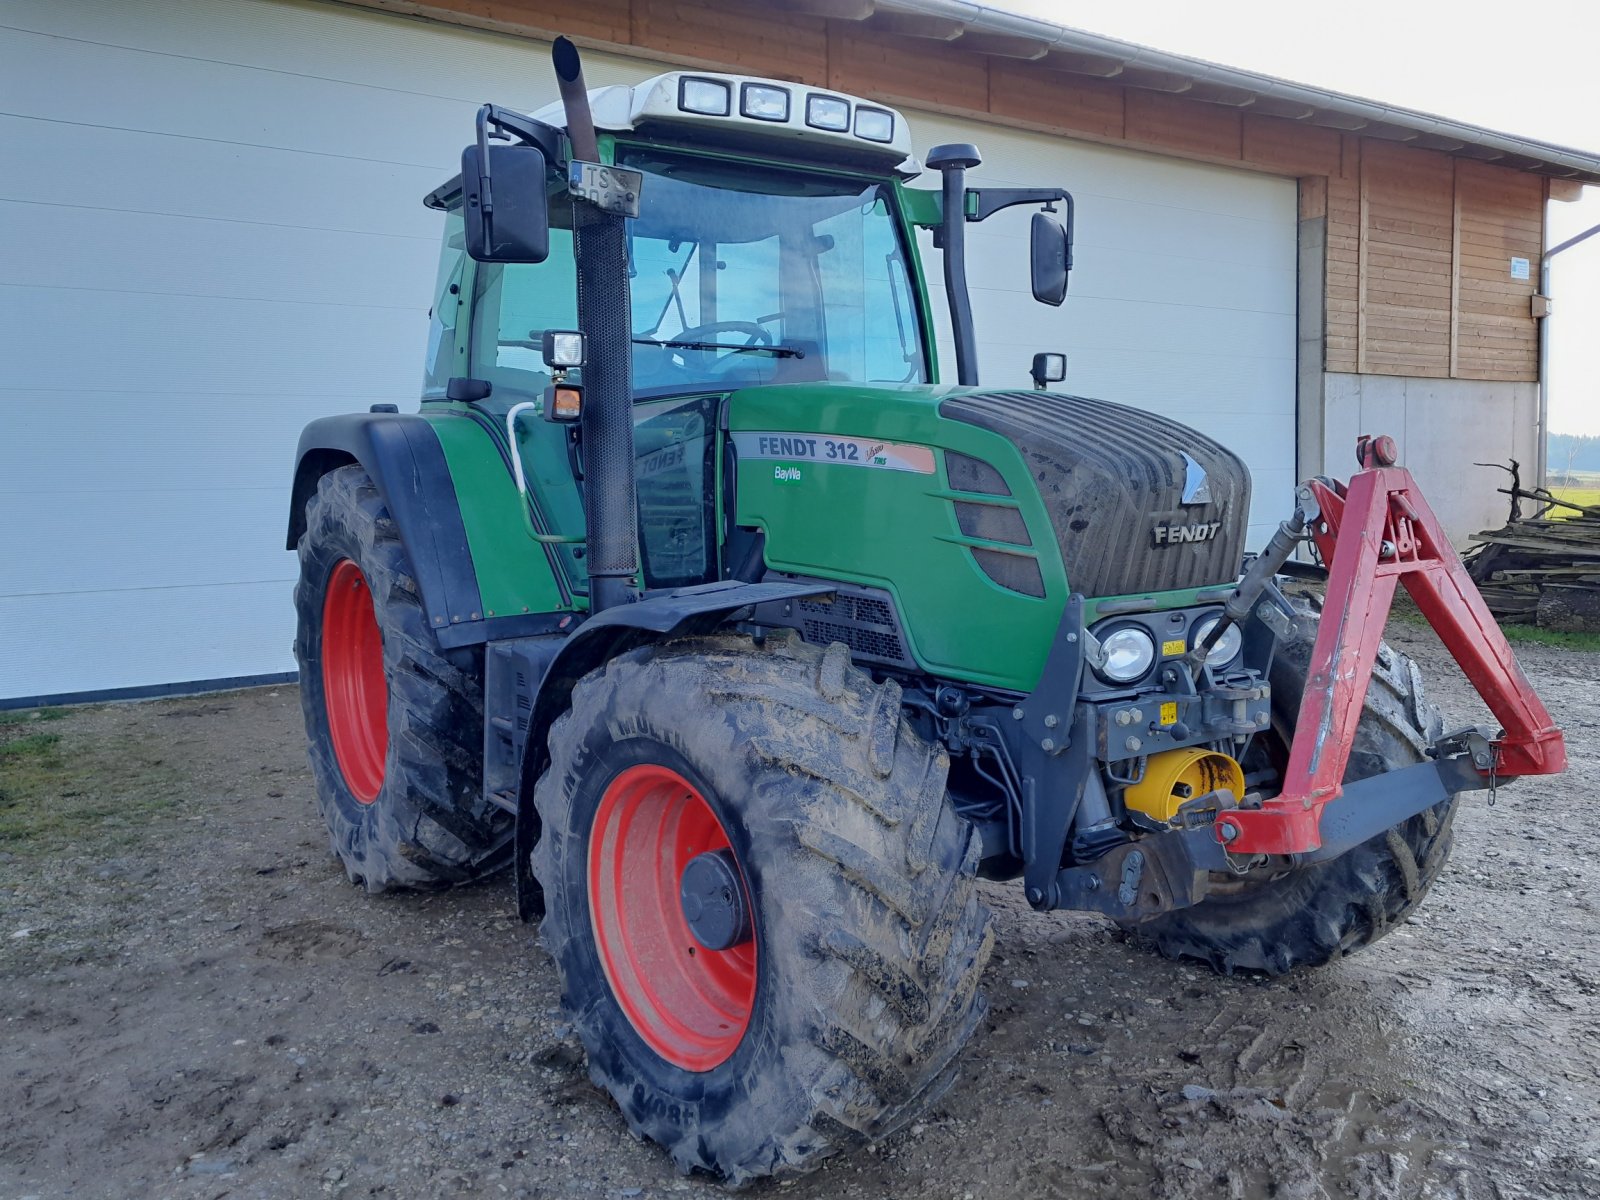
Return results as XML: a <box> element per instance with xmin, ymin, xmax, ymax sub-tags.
<box><xmin>3</xmin><ymin>621</ymin><xmax>1598</xmax><ymax>1199</ymax></box>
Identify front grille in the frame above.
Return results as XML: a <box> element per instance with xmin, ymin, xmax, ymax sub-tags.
<box><xmin>800</xmin><ymin>591</ymin><xmax>895</xmax><ymax>627</ymax></box>
<box><xmin>798</xmin><ymin>593</ymin><xmax>906</xmax><ymax>663</ymax></box>
<box><xmin>754</xmin><ymin>581</ymin><xmax>916</xmax><ymax>669</ymax></box>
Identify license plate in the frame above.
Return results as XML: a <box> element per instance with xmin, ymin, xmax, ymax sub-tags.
<box><xmin>568</xmin><ymin>161</ymin><xmax>643</xmax><ymax>217</ymax></box>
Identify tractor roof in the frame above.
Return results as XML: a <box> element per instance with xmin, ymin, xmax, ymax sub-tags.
<box><xmin>423</xmin><ymin>71</ymin><xmax>921</xmax><ymax>211</ymax></box>
<box><xmin>530</xmin><ymin>71</ymin><xmax>919</xmax><ymax>177</ymax></box>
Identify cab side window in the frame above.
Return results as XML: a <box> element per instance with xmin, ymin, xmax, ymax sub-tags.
<box><xmin>469</xmin><ymin>228</ymin><xmax>578</xmax><ymax>402</ymax></box>
<box><xmin>423</xmin><ymin>213</ymin><xmax>468</xmax><ymax>397</ymax></box>
<box><xmin>813</xmin><ymin>197</ymin><xmax>919</xmax><ymax>383</ymax></box>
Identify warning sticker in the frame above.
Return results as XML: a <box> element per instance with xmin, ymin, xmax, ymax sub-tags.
<box><xmin>1159</xmin><ymin>702</ymin><xmax>1178</xmax><ymax>727</ymax></box>
<box><xmin>732</xmin><ymin>432</ymin><xmax>936</xmax><ymax>475</ymax></box>
<box><xmin>1161</xmin><ymin>638</ymin><xmax>1185</xmax><ymax>658</ymax></box>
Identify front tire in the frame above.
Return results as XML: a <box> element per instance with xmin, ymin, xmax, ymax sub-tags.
<box><xmin>1132</xmin><ymin>596</ymin><xmax>1455</xmax><ymax>974</ymax></box>
<box><xmin>294</xmin><ymin>465</ymin><xmax>511</xmax><ymax>891</ymax></box>
<box><xmin>532</xmin><ymin>634</ymin><xmax>993</xmax><ymax>1183</ymax></box>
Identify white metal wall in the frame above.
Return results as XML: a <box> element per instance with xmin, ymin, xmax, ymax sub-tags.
<box><xmin>0</xmin><ymin>0</ymin><xmax>1297</xmax><ymax>702</ymax></box>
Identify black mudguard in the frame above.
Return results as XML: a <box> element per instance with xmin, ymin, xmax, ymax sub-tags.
<box><xmin>287</xmin><ymin>413</ymin><xmax>483</xmax><ymax>647</ymax></box>
<box><xmin>513</xmin><ymin>579</ymin><xmax>832</xmax><ymax>921</ymax></box>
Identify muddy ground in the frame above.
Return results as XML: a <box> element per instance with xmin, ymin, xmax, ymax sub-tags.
<box><xmin>3</xmin><ymin>620</ymin><xmax>1598</xmax><ymax>1200</ymax></box>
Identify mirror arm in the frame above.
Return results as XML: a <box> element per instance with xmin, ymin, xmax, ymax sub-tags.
<box><xmin>422</xmin><ymin>106</ymin><xmax>562</xmax><ymax>213</ymax></box>
<box><xmin>969</xmin><ymin>186</ymin><xmax>1070</xmax><ymax>223</ymax></box>
<box><xmin>476</xmin><ymin>103</ymin><xmax>566</xmax><ymax>164</ymax></box>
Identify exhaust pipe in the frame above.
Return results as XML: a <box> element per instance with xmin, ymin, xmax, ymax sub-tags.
<box><xmin>552</xmin><ymin>36</ymin><xmax>600</xmax><ymax>164</ymax></box>
<box><xmin>553</xmin><ymin>37</ymin><xmax>639</xmax><ymax>613</ymax></box>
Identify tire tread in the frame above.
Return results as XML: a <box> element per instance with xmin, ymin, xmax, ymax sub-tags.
<box><xmin>294</xmin><ymin>465</ymin><xmax>511</xmax><ymax>891</ymax></box>
<box><xmin>532</xmin><ymin>632</ymin><xmax>991</xmax><ymax>1183</ymax></box>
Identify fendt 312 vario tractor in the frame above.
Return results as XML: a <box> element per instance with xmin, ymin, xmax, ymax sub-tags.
<box><xmin>288</xmin><ymin>39</ymin><xmax>1567</xmax><ymax>1182</ymax></box>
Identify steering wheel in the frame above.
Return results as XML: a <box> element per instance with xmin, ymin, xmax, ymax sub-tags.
<box><xmin>674</xmin><ymin>320</ymin><xmax>774</xmax><ymax>348</ymax></box>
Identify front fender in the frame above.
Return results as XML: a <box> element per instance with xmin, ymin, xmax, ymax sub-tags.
<box><xmin>513</xmin><ymin>579</ymin><xmax>833</xmax><ymax>921</ymax></box>
<box><xmin>287</xmin><ymin>413</ymin><xmax>483</xmax><ymax>647</ymax></box>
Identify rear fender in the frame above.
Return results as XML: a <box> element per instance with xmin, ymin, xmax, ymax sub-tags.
<box><xmin>288</xmin><ymin>414</ymin><xmax>486</xmax><ymax>648</ymax></box>
<box><xmin>513</xmin><ymin>579</ymin><xmax>832</xmax><ymax>921</ymax></box>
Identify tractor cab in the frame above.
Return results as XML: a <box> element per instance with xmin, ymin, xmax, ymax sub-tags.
<box><xmin>420</xmin><ymin>69</ymin><xmax>1067</xmax><ymax>597</ymax></box>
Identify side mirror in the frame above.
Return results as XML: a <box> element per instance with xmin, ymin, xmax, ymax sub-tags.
<box><xmin>1030</xmin><ymin>212</ymin><xmax>1069</xmax><ymax>307</ymax></box>
<box><xmin>462</xmin><ymin>143</ymin><xmax>549</xmax><ymax>263</ymax></box>
<box><xmin>1030</xmin><ymin>352</ymin><xmax>1066</xmax><ymax>390</ymax></box>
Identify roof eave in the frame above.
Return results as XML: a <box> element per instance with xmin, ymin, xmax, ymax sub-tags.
<box><xmin>862</xmin><ymin>0</ymin><xmax>1600</xmax><ymax>185</ymax></box>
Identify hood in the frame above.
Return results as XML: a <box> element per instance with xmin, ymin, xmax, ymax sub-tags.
<box><xmin>939</xmin><ymin>390</ymin><xmax>1251</xmax><ymax>599</ymax></box>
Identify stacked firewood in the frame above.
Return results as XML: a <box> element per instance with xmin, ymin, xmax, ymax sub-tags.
<box><xmin>1464</xmin><ymin>462</ymin><xmax>1600</xmax><ymax>629</ymax></box>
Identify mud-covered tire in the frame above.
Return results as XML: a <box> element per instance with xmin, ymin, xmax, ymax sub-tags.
<box><xmin>1131</xmin><ymin>595</ymin><xmax>1454</xmax><ymax>974</ymax></box>
<box><xmin>532</xmin><ymin>633</ymin><xmax>993</xmax><ymax>1184</ymax></box>
<box><xmin>293</xmin><ymin>465</ymin><xmax>511</xmax><ymax>891</ymax></box>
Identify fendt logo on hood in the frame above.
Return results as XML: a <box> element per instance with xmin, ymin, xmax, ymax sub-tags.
<box><xmin>1153</xmin><ymin>521</ymin><xmax>1222</xmax><ymax>546</ymax></box>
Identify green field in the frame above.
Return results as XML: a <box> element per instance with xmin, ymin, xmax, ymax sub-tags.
<box><xmin>1547</xmin><ymin>485</ymin><xmax>1600</xmax><ymax>516</ymax></box>
<box><xmin>1551</xmin><ymin>485</ymin><xmax>1600</xmax><ymax>506</ymax></box>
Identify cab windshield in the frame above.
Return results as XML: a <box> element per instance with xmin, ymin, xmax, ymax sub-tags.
<box><xmin>463</xmin><ymin>151</ymin><xmax>928</xmax><ymax>401</ymax></box>
<box><xmin>619</xmin><ymin>148</ymin><xmax>926</xmax><ymax>391</ymax></box>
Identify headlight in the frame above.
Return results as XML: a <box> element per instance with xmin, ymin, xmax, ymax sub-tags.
<box><xmin>854</xmin><ymin>106</ymin><xmax>895</xmax><ymax>143</ymax></box>
<box><xmin>541</xmin><ymin>329</ymin><xmax>586</xmax><ymax>368</ymax></box>
<box><xmin>679</xmin><ymin>77</ymin><xmax>731</xmax><ymax>116</ymax></box>
<box><xmin>1095</xmin><ymin>627</ymin><xmax>1156</xmax><ymax>684</ymax></box>
<box><xmin>1190</xmin><ymin>614</ymin><xmax>1243</xmax><ymax>668</ymax></box>
<box><xmin>806</xmin><ymin>94</ymin><xmax>851</xmax><ymax>132</ymax></box>
<box><xmin>740</xmin><ymin>83</ymin><xmax>790</xmax><ymax>122</ymax></box>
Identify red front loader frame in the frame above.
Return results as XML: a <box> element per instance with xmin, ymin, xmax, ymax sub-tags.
<box><xmin>1216</xmin><ymin>436</ymin><xmax>1568</xmax><ymax>856</ymax></box>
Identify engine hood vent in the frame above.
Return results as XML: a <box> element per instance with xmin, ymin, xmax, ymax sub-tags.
<box><xmin>940</xmin><ymin>391</ymin><xmax>1251</xmax><ymax>599</ymax></box>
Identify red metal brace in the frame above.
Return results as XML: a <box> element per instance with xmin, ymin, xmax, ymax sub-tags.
<box><xmin>1217</xmin><ymin>434</ymin><xmax>1567</xmax><ymax>856</ymax></box>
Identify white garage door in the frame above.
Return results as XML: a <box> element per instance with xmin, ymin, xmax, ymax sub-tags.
<box><xmin>0</xmin><ymin>0</ymin><xmax>650</xmax><ymax>703</ymax></box>
<box><xmin>0</xmin><ymin>0</ymin><xmax>1296</xmax><ymax>704</ymax></box>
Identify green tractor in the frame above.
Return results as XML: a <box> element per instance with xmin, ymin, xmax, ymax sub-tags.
<box><xmin>287</xmin><ymin>39</ymin><xmax>1566</xmax><ymax>1183</ymax></box>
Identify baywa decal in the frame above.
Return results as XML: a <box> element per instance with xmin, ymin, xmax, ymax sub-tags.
<box><xmin>732</xmin><ymin>432</ymin><xmax>936</xmax><ymax>475</ymax></box>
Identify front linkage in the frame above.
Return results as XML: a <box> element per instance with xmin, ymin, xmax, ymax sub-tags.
<box><xmin>973</xmin><ymin>435</ymin><xmax>1568</xmax><ymax>922</ymax></box>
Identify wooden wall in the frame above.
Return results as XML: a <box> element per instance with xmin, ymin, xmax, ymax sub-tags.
<box><xmin>1358</xmin><ymin>141</ymin><xmax>1456</xmax><ymax>377</ymax></box>
<box><xmin>348</xmin><ymin>0</ymin><xmax>1546</xmax><ymax>382</ymax></box>
<box><xmin>1453</xmin><ymin>161</ymin><xmax>1544</xmax><ymax>380</ymax></box>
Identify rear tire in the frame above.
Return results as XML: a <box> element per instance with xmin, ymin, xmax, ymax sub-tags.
<box><xmin>294</xmin><ymin>465</ymin><xmax>511</xmax><ymax>891</ymax></box>
<box><xmin>1131</xmin><ymin>595</ymin><xmax>1454</xmax><ymax>974</ymax></box>
<box><xmin>532</xmin><ymin>633</ymin><xmax>993</xmax><ymax>1183</ymax></box>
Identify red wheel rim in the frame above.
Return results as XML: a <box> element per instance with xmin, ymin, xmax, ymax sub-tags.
<box><xmin>321</xmin><ymin>559</ymin><xmax>388</xmax><ymax>804</ymax></box>
<box><xmin>588</xmin><ymin>764</ymin><xmax>756</xmax><ymax>1072</ymax></box>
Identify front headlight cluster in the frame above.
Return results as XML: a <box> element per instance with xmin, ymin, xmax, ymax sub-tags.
<box><xmin>1090</xmin><ymin>610</ymin><xmax>1242</xmax><ymax>685</ymax></box>
<box><xmin>676</xmin><ymin>76</ymin><xmax>896</xmax><ymax>143</ymax></box>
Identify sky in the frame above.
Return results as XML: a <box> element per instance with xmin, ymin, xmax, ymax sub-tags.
<box><xmin>988</xmin><ymin>0</ymin><xmax>1600</xmax><ymax>438</ymax></box>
